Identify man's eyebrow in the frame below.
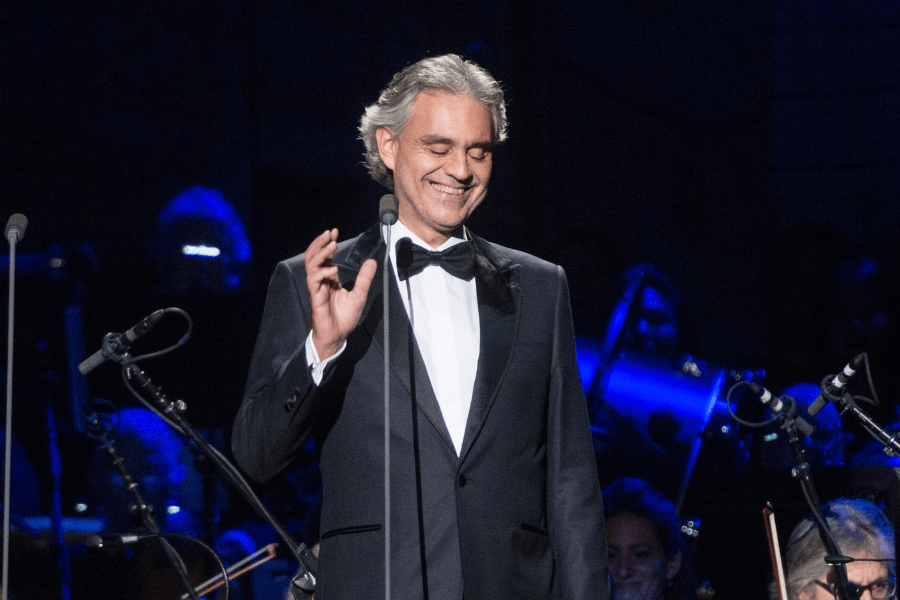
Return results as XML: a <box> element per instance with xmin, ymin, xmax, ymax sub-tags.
<box><xmin>419</xmin><ymin>135</ymin><xmax>453</xmax><ymax>145</ymax></box>
<box><xmin>419</xmin><ymin>134</ymin><xmax>493</xmax><ymax>150</ymax></box>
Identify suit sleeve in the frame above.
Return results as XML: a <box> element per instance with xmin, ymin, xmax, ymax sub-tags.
<box><xmin>546</xmin><ymin>265</ymin><xmax>610</xmax><ymax>600</ymax></box>
<box><xmin>231</xmin><ymin>259</ymin><xmax>319</xmax><ymax>482</ymax></box>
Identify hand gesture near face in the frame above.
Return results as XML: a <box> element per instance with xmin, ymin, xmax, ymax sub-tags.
<box><xmin>305</xmin><ymin>228</ymin><xmax>377</xmax><ymax>360</ymax></box>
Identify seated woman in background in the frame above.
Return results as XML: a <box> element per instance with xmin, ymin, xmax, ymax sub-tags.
<box><xmin>781</xmin><ymin>498</ymin><xmax>894</xmax><ymax>600</ymax></box>
<box><xmin>603</xmin><ymin>478</ymin><xmax>687</xmax><ymax>600</ymax></box>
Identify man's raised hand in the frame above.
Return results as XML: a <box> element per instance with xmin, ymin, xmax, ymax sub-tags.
<box><xmin>305</xmin><ymin>228</ymin><xmax>377</xmax><ymax>360</ymax></box>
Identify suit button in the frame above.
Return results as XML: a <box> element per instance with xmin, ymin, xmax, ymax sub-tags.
<box><xmin>457</xmin><ymin>474</ymin><xmax>467</xmax><ymax>487</ymax></box>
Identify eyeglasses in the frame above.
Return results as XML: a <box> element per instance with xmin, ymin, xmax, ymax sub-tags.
<box><xmin>815</xmin><ymin>578</ymin><xmax>896</xmax><ymax>600</ymax></box>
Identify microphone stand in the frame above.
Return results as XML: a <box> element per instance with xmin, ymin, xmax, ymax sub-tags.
<box><xmin>40</xmin><ymin>363</ymin><xmax>72</xmax><ymax>600</ymax></box>
<box><xmin>4</xmin><ymin>214</ymin><xmax>27</xmax><ymax>600</ymax></box>
<box><xmin>109</xmin><ymin>354</ymin><xmax>317</xmax><ymax>599</ymax></box>
<box><xmin>382</xmin><ymin>220</ymin><xmax>394</xmax><ymax>600</ymax></box>
<box><xmin>377</xmin><ymin>195</ymin><xmax>398</xmax><ymax>600</ymax></box>
<box><xmin>826</xmin><ymin>392</ymin><xmax>900</xmax><ymax>457</ymax></box>
<box><xmin>778</xmin><ymin>405</ymin><xmax>855</xmax><ymax>600</ymax></box>
<box><xmin>87</xmin><ymin>416</ymin><xmax>201</xmax><ymax>600</ymax></box>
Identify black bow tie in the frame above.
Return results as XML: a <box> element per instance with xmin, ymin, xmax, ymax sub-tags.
<box><xmin>396</xmin><ymin>237</ymin><xmax>476</xmax><ymax>281</ymax></box>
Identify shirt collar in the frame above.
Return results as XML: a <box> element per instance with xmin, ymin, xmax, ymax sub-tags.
<box><xmin>385</xmin><ymin>221</ymin><xmax>467</xmax><ymax>251</ymax></box>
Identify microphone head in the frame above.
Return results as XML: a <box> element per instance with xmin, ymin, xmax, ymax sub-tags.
<box><xmin>379</xmin><ymin>194</ymin><xmax>399</xmax><ymax>226</ymax></box>
<box><xmin>5</xmin><ymin>213</ymin><xmax>28</xmax><ymax>243</ymax></box>
<box><xmin>748</xmin><ymin>382</ymin><xmax>771</xmax><ymax>403</ymax></box>
<box><xmin>807</xmin><ymin>394</ymin><xmax>828</xmax><ymax>417</ymax></box>
<box><xmin>795</xmin><ymin>416</ymin><xmax>815</xmax><ymax>437</ymax></box>
<box><xmin>396</xmin><ymin>237</ymin><xmax>414</xmax><ymax>271</ymax></box>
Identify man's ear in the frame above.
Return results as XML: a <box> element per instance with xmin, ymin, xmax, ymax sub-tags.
<box><xmin>376</xmin><ymin>126</ymin><xmax>397</xmax><ymax>171</ymax></box>
<box><xmin>666</xmin><ymin>551</ymin><xmax>682</xmax><ymax>582</ymax></box>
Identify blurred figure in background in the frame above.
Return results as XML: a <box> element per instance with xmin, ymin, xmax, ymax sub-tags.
<box><xmin>82</xmin><ymin>406</ymin><xmax>205</xmax><ymax>599</ymax></box>
<box><xmin>87</xmin><ymin>406</ymin><xmax>199</xmax><ymax>535</ymax></box>
<box><xmin>141</xmin><ymin>185</ymin><xmax>258</xmax><ymax>430</ymax></box>
<box><xmin>599</xmin><ymin>264</ymin><xmax>682</xmax><ymax>370</ymax></box>
<box><xmin>779</xmin><ymin>498</ymin><xmax>894</xmax><ymax>600</ymax></box>
<box><xmin>85</xmin><ymin>406</ymin><xmax>255</xmax><ymax>599</ymax></box>
<box><xmin>603</xmin><ymin>478</ymin><xmax>692</xmax><ymax>600</ymax></box>
<box><xmin>150</xmin><ymin>185</ymin><xmax>252</xmax><ymax>295</ymax></box>
<box><xmin>588</xmin><ymin>265</ymin><xmax>691</xmax><ymax>499</ymax></box>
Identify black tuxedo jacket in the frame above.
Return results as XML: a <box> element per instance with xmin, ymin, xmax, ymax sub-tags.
<box><xmin>232</xmin><ymin>223</ymin><xmax>608</xmax><ymax>600</ymax></box>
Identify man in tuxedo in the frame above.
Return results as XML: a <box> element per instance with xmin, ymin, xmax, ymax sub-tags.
<box><xmin>232</xmin><ymin>54</ymin><xmax>608</xmax><ymax>600</ymax></box>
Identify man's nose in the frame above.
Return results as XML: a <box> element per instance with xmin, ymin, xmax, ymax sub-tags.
<box><xmin>444</xmin><ymin>149</ymin><xmax>472</xmax><ymax>181</ymax></box>
<box><xmin>611</xmin><ymin>556</ymin><xmax>633</xmax><ymax>580</ymax></box>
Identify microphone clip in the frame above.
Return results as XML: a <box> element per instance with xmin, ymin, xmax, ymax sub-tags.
<box><xmin>775</xmin><ymin>398</ymin><xmax>815</xmax><ymax>438</ymax></box>
<box><xmin>98</xmin><ymin>331</ymin><xmax>136</xmax><ymax>367</ymax></box>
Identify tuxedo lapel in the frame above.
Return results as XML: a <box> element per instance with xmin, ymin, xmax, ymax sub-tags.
<box><xmin>459</xmin><ymin>232</ymin><xmax>520</xmax><ymax>462</ymax></box>
<box><xmin>338</xmin><ymin>222</ymin><xmax>384</xmax><ymax>324</ymax></box>
<box><xmin>341</xmin><ymin>224</ymin><xmax>455</xmax><ymax>452</ymax></box>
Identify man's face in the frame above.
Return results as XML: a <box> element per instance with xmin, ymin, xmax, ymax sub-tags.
<box><xmin>806</xmin><ymin>560</ymin><xmax>891</xmax><ymax>600</ymax></box>
<box><xmin>631</xmin><ymin>286</ymin><xmax>678</xmax><ymax>357</ymax></box>
<box><xmin>607</xmin><ymin>513</ymin><xmax>681</xmax><ymax>600</ymax></box>
<box><xmin>377</xmin><ymin>90</ymin><xmax>494</xmax><ymax>248</ymax></box>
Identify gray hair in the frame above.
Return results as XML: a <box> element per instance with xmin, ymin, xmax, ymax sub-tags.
<box><xmin>359</xmin><ymin>54</ymin><xmax>508</xmax><ymax>190</ymax></box>
<box><xmin>781</xmin><ymin>498</ymin><xmax>894</xmax><ymax>600</ymax></box>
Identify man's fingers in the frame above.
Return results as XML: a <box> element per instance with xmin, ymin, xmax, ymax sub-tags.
<box><xmin>350</xmin><ymin>259</ymin><xmax>378</xmax><ymax>305</ymax></box>
<box><xmin>308</xmin><ymin>264</ymin><xmax>340</xmax><ymax>293</ymax></box>
<box><xmin>305</xmin><ymin>229</ymin><xmax>334</xmax><ymax>256</ymax></box>
<box><xmin>306</xmin><ymin>229</ymin><xmax>342</xmax><ymax>297</ymax></box>
<box><xmin>306</xmin><ymin>233</ymin><xmax>338</xmax><ymax>270</ymax></box>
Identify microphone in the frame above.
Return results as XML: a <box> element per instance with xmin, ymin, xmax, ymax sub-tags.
<box><xmin>5</xmin><ymin>213</ymin><xmax>28</xmax><ymax>243</ymax></box>
<box><xmin>808</xmin><ymin>353</ymin><xmax>866</xmax><ymax>416</ymax></box>
<box><xmin>79</xmin><ymin>309</ymin><xmax>166</xmax><ymax>374</ymax></box>
<box><xmin>85</xmin><ymin>534</ymin><xmax>143</xmax><ymax>549</ymax></box>
<box><xmin>379</xmin><ymin>194</ymin><xmax>399</xmax><ymax>226</ymax></box>
<box><xmin>748</xmin><ymin>382</ymin><xmax>815</xmax><ymax>436</ymax></box>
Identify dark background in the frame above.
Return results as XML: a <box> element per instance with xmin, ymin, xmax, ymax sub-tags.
<box><xmin>3</xmin><ymin>1</ymin><xmax>900</xmax><ymax>598</ymax></box>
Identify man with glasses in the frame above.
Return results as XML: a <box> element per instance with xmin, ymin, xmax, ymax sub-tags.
<box><xmin>781</xmin><ymin>498</ymin><xmax>895</xmax><ymax>600</ymax></box>
<box><xmin>815</xmin><ymin>575</ymin><xmax>895</xmax><ymax>600</ymax></box>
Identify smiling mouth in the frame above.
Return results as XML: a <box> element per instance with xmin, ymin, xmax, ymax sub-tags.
<box><xmin>429</xmin><ymin>182</ymin><xmax>468</xmax><ymax>195</ymax></box>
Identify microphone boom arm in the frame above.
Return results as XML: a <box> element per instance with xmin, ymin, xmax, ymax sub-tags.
<box><xmin>830</xmin><ymin>393</ymin><xmax>900</xmax><ymax>457</ymax></box>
